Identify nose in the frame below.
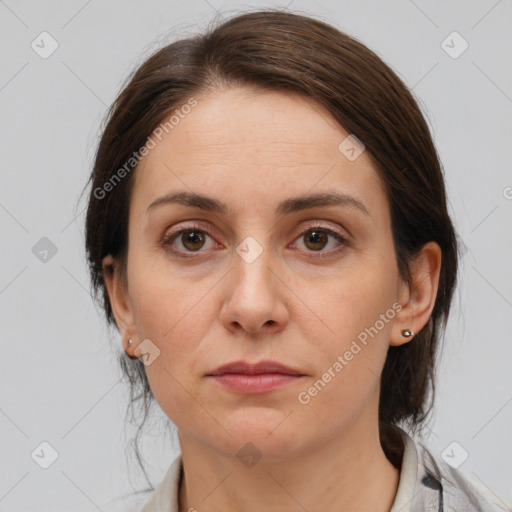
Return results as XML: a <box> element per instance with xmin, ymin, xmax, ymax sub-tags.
<box><xmin>219</xmin><ymin>248</ymin><xmax>289</xmax><ymax>336</ymax></box>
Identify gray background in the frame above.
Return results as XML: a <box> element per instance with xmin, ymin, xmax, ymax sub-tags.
<box><xmin>1</xmin><ymin>0</ymin><xmax>511</xmax><ymax>510</ymax></box>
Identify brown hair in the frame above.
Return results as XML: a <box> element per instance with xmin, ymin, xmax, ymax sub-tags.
<box><xmin>84</xmin><ymin>8</ymin><xmax>460</xmax><ymax>479</ymax></box>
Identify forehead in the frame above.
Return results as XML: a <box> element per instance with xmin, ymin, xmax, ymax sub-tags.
<box><xmin>132</xmin><ymin>86</ymin><xmax>387</xmax><ymax>217</ymax></box>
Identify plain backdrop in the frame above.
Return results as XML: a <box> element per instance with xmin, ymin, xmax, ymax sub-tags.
<box><xmin>0</xmin><ymin>0</ymin><xmax>511</xmax><ymax>510</ymax></box>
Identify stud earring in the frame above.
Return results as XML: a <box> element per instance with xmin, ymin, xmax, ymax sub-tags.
<box><xmin>401</xmin><ymin>329</ymin><xmax>415</xmax><ymax>338</ymax></box>
<box><xmin>128</xmin><ymin>339</ymin><xmax>133</xmax><ymax>346</ymax></box>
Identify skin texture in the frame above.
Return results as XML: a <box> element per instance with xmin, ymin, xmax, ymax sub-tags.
<box><xmin>103</xmin><ymin>86</ymin><xmax>442</xmax><ymax>511</ymax></box>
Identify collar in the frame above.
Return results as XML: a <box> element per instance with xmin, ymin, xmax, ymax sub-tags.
<box><xmin>139</xmin><ymin>426</ymin><xmax>509</xmax><ymax>511</ymax></box>
<box><xmin>140</xmin><ymin>429</ymin><xmax>420</xmax><ymax>512</ymax></box>
<box><xmin>389</xmin><ymin>427</ymin><xmax>419</xmax><ymax>512</ymax></box>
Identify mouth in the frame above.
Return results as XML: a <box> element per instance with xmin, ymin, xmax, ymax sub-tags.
<box><xmin>206</xmin><ymin>360</ymin><xmax>305</xmax><ymax>394</ymax></box>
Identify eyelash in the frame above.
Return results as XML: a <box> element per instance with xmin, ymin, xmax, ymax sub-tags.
<box><xmin>161</xmin><ymin>222</ymin><xmax>349</xmax><ymax>259</ymax></box>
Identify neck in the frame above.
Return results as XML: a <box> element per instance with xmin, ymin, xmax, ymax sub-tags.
<box><xmin>177</xmin><ymin>420</ymin><xmax>400</xmax><ymax>512</ymax></box>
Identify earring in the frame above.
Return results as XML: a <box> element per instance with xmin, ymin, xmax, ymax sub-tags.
<box><xmin>128</xmin><ymin>339</ymin><xmax>133</xmax><ymax>346</ymax></box>
<box><xmin>401</xmin><ymin>329</ymin><xmax>415</xmax><ymax>338</ymax></box>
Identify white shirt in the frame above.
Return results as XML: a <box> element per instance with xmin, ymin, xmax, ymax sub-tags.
<box><xmin>139</xmin><ymin>427</ymin><xmax>511</xmax><ymax>511</ymax></box>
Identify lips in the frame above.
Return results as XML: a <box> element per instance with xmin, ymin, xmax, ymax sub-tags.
<box><xmin>207</xmin><ymin>360</ymin><xmax>305</xmax><ymax>394</ymax></box>
<box><xmin>208</xmin><ymin>360</ymin><xmax>304</xmax><ymax>376</ymax></box>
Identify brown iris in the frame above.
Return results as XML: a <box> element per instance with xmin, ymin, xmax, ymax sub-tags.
<box><xmin>181</xmin><ymin>230</ymin><xmax>206</xmax><ymax>251</ymax></box>
<box><xmin>303</xmin><ymin>229</ymin><xmax>328</xmax><ymax>251</ymax></box>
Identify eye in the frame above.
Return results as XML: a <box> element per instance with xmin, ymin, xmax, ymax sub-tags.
<box><xmin>292</xmin><ymin>223</ymin><xmax>349</xmax><ymax>256</ymax></box>
<box><xmin>161</xmin><ymin>223</ymin><xmax>217</xmax><ymax>258</ymax></box>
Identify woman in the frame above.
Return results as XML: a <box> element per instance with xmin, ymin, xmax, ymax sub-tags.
<box><xmin>84</xmin><ymin>9</ymin><xmax>511</xmax><ymax>512</ymax></box>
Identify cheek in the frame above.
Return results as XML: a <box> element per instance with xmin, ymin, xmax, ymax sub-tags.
<box><xmin>293</xmin><ymin>286</ymin><xmax>394</xmax><ymax>434</ymax></box>
<box><xmin>300</xmin><ymin>260</ymin><xmax>397</xmax><ymax>399</ymax></box>
<box><xmin>127</xmin><ymin>266</ymin><xmax>218</xmax><ymax>414</ymax></box>
<box><xmin>128</xmin><ymin>255</ymin><xmax>213</xmax><ymax>341</ymax></box>
<box><xmin>315</xmin><ymin>261</ymin><xmax>397</xmax><ymax>345</ymax></box>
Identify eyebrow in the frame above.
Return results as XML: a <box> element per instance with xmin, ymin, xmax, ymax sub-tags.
<box><xmin>146</xmin><ymin>191</ymin><xmax>370</xmax><ymax>217</ymax></box>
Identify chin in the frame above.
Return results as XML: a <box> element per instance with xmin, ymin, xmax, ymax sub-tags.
<box><xmin>210</xmin><ymin>408</ymin><xmax>307</xmax><ymax>461</ymax></box>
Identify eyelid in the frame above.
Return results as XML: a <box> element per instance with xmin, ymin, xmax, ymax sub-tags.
<box><xmin>161</xmin><ymin>221</ymin><xmax>215</xmax><ymax>247</ymax></box>
<box><xmin>296</xmin><ymin>220</ymin><xmax>350</xmax><ymax>241</ymax></box>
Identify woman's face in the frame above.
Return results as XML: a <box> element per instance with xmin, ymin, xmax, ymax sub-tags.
<box><xmin>108</xmin><ymin>86</ymin><xmax>413</xmax><ymax>460</ymax></box>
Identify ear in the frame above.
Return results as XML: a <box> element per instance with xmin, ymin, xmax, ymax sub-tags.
<box><xmin>390</xmin><ymin>241</ymin><xmax>442</xmax><ymax>347</ymax></box>
<box><xmin>102</xmin><ymin>254</ymin><xmax>137</xmax><ymax>357</ymax></box>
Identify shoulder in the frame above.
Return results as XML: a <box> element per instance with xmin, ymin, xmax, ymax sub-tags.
<box><xmin>413</xmin><ymin>438</ymin><xmax>512</xmax><ymax>512</ymax></box>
